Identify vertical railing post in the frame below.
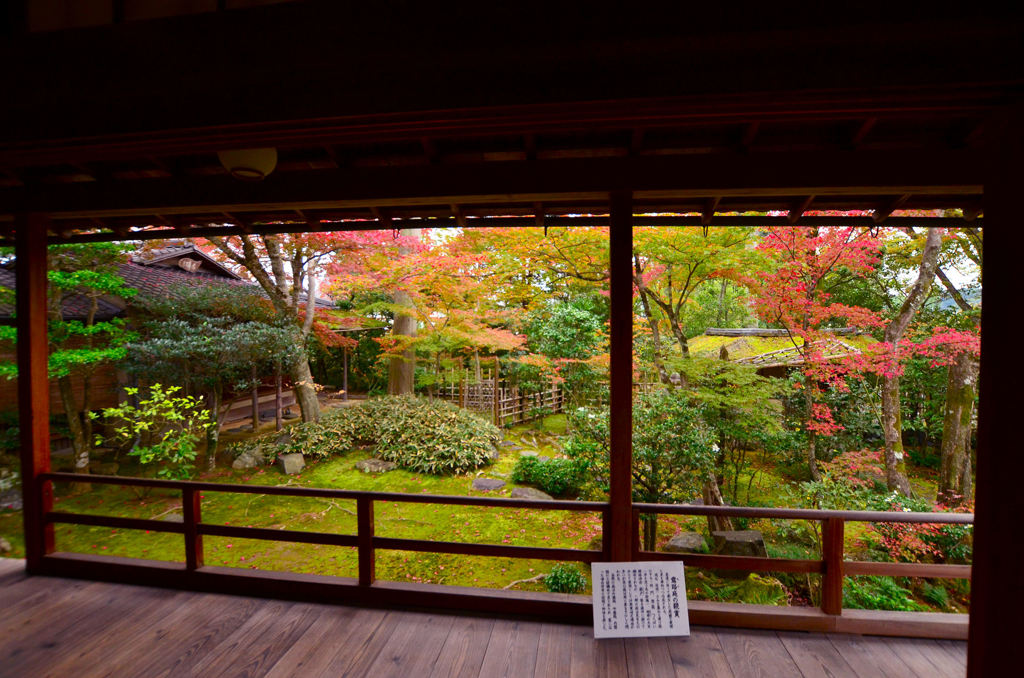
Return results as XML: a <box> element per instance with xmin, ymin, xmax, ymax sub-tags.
<box><xmin>16</xmin><ymin>213</ymin><xmax>54</xmax><ymax>573</ymax></box>
<box><xmin>608</xmin><ymin>191</ymin><xmax>634</xmax><ymax>561</ymax></box>
<box><xmin>182</xmin><ymin>486</ymin><xmax>203</xmax><ymax>571</ymax></box>
<box><xmin>357</xmin><ymin>497</ymin><xmax>375</xmax><ymax>586</ymax></box>
<box><xmin>630</xmin><ymin>508</ymin><xmax>642</xmax><ymax>560</ymax></box>
<box><xmin>492</xmin><ymin>357</ymin><xmax>500</xmax><ymax>426</ymax></box>
<box><xmin>821</xmin><ymin>517</ymin><xmax>844</xmax><ymax>615</ymax></box>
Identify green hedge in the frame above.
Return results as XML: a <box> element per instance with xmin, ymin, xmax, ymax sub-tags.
<box><xmin>228</xmin><ymin>395</ymin><xmax>500</xmax><ymax>475</ymax></box>
<box><xmin>511</xmin><ymin>455</ymin><xmax>587</xmax><ymax>497</ymax></box>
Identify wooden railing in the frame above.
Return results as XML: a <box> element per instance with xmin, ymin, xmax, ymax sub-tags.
<box><xmin>35</xmin><ymin>472</ymin><xmax>972</xmax><ymax>637</ymax></box>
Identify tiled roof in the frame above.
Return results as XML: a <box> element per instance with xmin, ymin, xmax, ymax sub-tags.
<box><xmin>1</xmin><ymin>256</ymin><xmax>334</xmax><ymax>321</ymax></box>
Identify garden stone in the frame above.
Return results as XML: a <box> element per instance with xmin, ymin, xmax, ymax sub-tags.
<box><xmin>227</xmin><ymin>425</ymin><xmax>252</xmax><ymax>434</ymax></box>
<box><xmin>664</xmin><ymin>532</ymin><xmax>706</xmax><ymax>554</ymax></box>
<box><xmin>0</xmin><ymin>487</ymin><xmax>22</xmax><ymax>511</ymax></box>
<box><xmin>519</xmin><ymin>451</ymin><xmax>538</xmax><ymax>457</ymax></box>
<box><xmin>161</xmin><ymin>513</ymin><xmax>184</xmax><ymax>523</ymax></box>
<box><xmin>500</xmin><ymin>440</ymin><xmax>517</xmax><ymax>447</ymax></box>
<box><xmin>355</xmin><ymin>458</ymin><xmax>397</xmax><ymax>473</ymax></box>
<box><xmin>275</xmin><ymin>430</ymin><xmax>293</xmax><ymax>446</ymax></box>
<box><xmin>0</xmin><ymin>537</ymin><xmax>11</xmax><ymax>553</ymax></box>
<box><xmin>232</xmin><ymin>450</ymin><xmax>266</xmax><ymax>470</ymax></box>
<box><xmin>471</xmin><ymin>478</ymin><xmax>506</xmax><ymax>492</ymax></box>
<box><xmin>283</xmin><ymin>409</ymin><xmax>299</xmax><ymax>420</ymax></box>
<box><xmin>587</xmin><ymin>535</ymin><xmax>603</xmax><ymax>551</ymax></box>
<box><xmin>538</xmin><ymin>456</ymin><xmax>550</xmax><ymax>463</ymax></box>
<box><xmin>510</xmin><ymin>487</ymin><xmax>553</xmax><ymax>500</ymax></box>
<box><xmin>711</xmin><ymin>530</ymin><xmax>768</xmax><ymax>578</ymax></box>
<box><xmin>278</xmin><ymin>452</ymin><xmax>305</xmax><ymax>475</ymax></box>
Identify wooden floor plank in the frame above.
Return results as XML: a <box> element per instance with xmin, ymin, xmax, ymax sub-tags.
<box><xmin>0</xmin><ymin>574</ymin><xmax>970</xmax><ymax>678</ymax></box>
<box><xmin>478</xmin><ymin>618</ymin><xmax>542</xmax><ymax>678</ymax></box>
<box><xmin>264</xmin><ymin>605</ymin><xmax>387</xmax><ymax>678</ymax></box>
<box><xmin>1</xmin><ymin>583</ymin><xmax>176</xmax><ymax>678</ymax></box>
<box><xmin>828</xmin><ymin>634</ymin><xmax>921</xmax><ymax>678</ymax></box>
<box><xmin>321</xmin><ymin>609</ymin><xmax>400</xmax><ymax>677</ymax></box>
<box><xmin>778</xmin><ymin>632</ymin><xmax>859</xmax><ymax>678</ymax></box>
<box><xmin>884</xmin><ymin>637</ymin><xmax>964</xmax><ymax>678</ymax></box>
<box><xmin>717</xmin><ymin>628</ymin><xmax>803</xmax><ymax>678</ymax></box>
<box><xmin>107</xmin><ymin>592</ymin><xmax>261</xmax><ymax>678</ymax></box>
<box><xmin>190</xmin><ymin>600</ymin><xmax>321</xmax><ymax>678</ymax></box>
<box><xmin>625</xmin><ymin>637</ymin><xmax>678</xmax><ymax>678</ymax></box>
<box><xmin>428</xmin><ymin>615</ymin><xmax>495</xmax><ymax>678</ymax></box>
<box><xmin>361</xmin><ymin>611</ymin><xmax>456</xmax><ymax>678</ymax></box>
<box><xmin>666</xmin><ymin>630</ymin><xmax>736</xmax><ymax>678</ymax></box>
<box><xmin>534</xmin><ymin>622</ymin><xmax>575</xmax><ymax>678</ymax></box>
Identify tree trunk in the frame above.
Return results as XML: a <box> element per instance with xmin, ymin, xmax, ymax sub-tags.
<box><xmin>57</xmin><ymin>376</ymin><xmax>91</xmax><ymax>492</ymax></box>
<box><xmin>206</xmin><ymin>385</ymin><xmax>222</xmax><ymax>469</ymax></box>
<box><xmin>881</xmin><ymin>228</ymin><xmax>942</xmax><ymax>496</ymax></box>
<box><xmin>716</xmin><ymin>279</ymin><xmax>728</xmax><ymax>326</ymax></box>
<box><xmin>804</xmin><ymin>385</ymin><xmax>822</xmax><ymax>481</ymax></box>
<box><xmin>702</xmin><ymin>472</ymin><xmax>734</xmax><ymax>534</ymax></box>
<box><xmin>290</xmin><ymin>357</ymin><xmax>320</xmax><ymax>422</ymax></box>
<box><xmin>643</xmin><ymin>514</ymin><xmax>658</xmax><ymax>552</ymax></box>
<box><xmin>938</xmin><ymin>352</ymin><xmax>979</xmax><ymax>505</ymax></box>
<box><xmin>388</xmin><ymin>228</ymin><xmax>421</xmax><ymax>395</ymax></box>
<box><xmin>881</xmin><ymin>375</ymin><xmax>913</xmax><ymax>496</ymax></box>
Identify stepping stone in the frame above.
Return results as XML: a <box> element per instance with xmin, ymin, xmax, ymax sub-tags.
<box><xmin>355</xmin><ymin>458</ymin><xmax>398</xmax><ymax>473</ymax></box>
<box><xmin>471</xmin><ymin>478</ymin><xmax>506</xmax><ymax>492</ymax></box>
<box><xmin>664</xmin><ymin>531</ymin><xmax>706</xmax><ymax>554</ymax></box>
<box><xmin>278</xmin><ymin>452</ymin><xmax>305</xmax><ymax>475</ymax></box>
<box><xmin>510</xmin><ymin>487</ymin><xmax>553</xmax><ymax>500</ymax></box>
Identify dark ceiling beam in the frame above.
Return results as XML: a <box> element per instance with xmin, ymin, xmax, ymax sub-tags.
<box><xmin>1</xmin><ymin>149</ymin><xmax>984</xmax><ymax>221</ymax></box>
<box><xmin>740</xmin><ymin>122</ymin><xmax>760</xmax><ymax>151</ymax></box>
<box><xmin>450</xmin><ymin>204</ymin><xmax>467</xmax><ymax>228</ymax></box>
<box><xmin>872</xmin><ymin>193</ymin><xmax>912</xmax><ymax>224</ymax></box>
<box><xmin>788</xmin><ymin>195</ymin><xmax>815</xmax><ymax>224</ymax></box>
<box><xmin>421</xmin><ymin>138</ymin><xmax>440</xmax><ymax>165</ymax></box>
<box><xmin>849</xmin><ymin>117</ymin><xmax>878</xmax><ymax>149</ymax></box>
<box><xmin>702</xmin><ymin>197</ymin><xmax>721</xmax><ymax>226</ymax></box>
<box><xmin>0</xmin><ymin>215</ymin><xmax>982</xmax><ymax>247</ymax></box>
<box><xmin>0</xmin><ymin>86</ymin><xmax>1008</xmax><ymax>169</ymax></box>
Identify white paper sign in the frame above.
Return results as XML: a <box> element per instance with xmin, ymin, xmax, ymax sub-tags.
<box><xmin>591</xmin><ymin>561</ymin><xmax>689</xmax><ymax>638</ymax></box>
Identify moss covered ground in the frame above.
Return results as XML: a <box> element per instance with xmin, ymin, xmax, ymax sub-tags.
<box><xmin>0</xmin><ymin>414</ymin><xmax>966</xmax><ymax>609</ymax></box>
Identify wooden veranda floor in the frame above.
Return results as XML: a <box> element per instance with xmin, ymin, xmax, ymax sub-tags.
<box><xmin>0</xmin><ymin>558</ymin><xmax>966</xmax><ymax>678</ymax></box>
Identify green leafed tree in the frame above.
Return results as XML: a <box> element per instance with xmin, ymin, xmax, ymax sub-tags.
<box><xmin>1</xmin><ymin>243</ymin><xmax>137</xmax><ymax>489</ymax></box>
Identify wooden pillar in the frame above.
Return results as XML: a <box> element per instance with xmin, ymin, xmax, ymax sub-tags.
<box><xmin>16</xmin><ymin>213</ymin><xmax>54</xmax><ymax>573</ymax></box>
<box><xmin>342</xmin><ymin>347</ymin><xmax>349</xmax><ymax>401</ymax></box>
<box><xmin>968</xmin><ymin>105</ymin><xmax>1023</xmax><ymax>678</ymax></box>
<box><xmin>608</xmin><ymin>191</ymin><xmax>633</xmax><ymax>561</ymax></box>
<box><xmin>492</xmin><ymin>356</ymin><xmax>500</xmax><ymax>427</ymax></box>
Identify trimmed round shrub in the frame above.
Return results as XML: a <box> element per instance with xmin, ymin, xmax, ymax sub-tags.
<box><xmin>227</xmin><ymin>395</ymin><xmax>500</xmax><ymax>475</ymax></box>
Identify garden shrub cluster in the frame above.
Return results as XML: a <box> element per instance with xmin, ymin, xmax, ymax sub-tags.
<box><xmin>511</xmin><ymin>455</ymin><xmax>587</xmax><ymax>497</ymax></box>
<box><xmin>544</xmin><ymin>563</ymin><xmax>587</xmax><ymax>593</ymax></box>
<box><xmin>843</xmin><ymin>576</ymin><xmax>926</xmax><ymax>612</ymax></box>
<box><xmin>229</xmin><ymin>395</ymin><xmax>500</xmax><ymax>475</ymax></box>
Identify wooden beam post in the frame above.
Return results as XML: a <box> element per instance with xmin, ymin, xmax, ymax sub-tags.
<box><xmin>968</xmin><ymin>104</ymin><xmax>1023</xmax><ymax>678</ymax></box>
<box><xmin>357</xmin><ymin>497</ymin><xmax>375</xmax><ymax>586</ymax></box>
<box><xmin>608</xmin><ymin>191</ymin><xmax>633</xmax><ymax>561</ymax></box>
<box><xmin>15</xmin><ymin>213</ymin><xmax>54</xmax><ymax>573</ymax></box>
<box><xmin>182</xmin><ymin>486</ymin><xmax>203</xmax><ymax>571</ymax></box>
<box><xmin>821</xmin><ymin>517</ymin><xmax>844</xmax><ymax>615</ymax></box>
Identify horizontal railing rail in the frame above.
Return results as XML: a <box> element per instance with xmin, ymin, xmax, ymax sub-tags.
<box><xmin>38</xmin><ymin>472</ymin><xmax>973</xmax><ymax>629</ymax></box>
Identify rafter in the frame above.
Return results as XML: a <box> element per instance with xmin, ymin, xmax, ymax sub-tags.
<box><xmin>872</xmin><ymin>193</ymin><xmax>911</xmax><ymax>224</ymax></box>
<box><xmin>788</xmin><ymin>195</ymin><xmax>815</xmax><ymax>224</ymax></box>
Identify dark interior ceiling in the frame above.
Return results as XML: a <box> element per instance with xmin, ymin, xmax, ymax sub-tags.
<box><xmin>0</xmin><ymin>2</ymin><xmax>1020</xmax><ymax>241</ymax></box>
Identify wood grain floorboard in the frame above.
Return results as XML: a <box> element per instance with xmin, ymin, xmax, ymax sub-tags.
<box><xmin>884</xmin><ymin>637</ymin><xmax>964</xmax><ymax>678</ymax></box>
<box><xmin>717</xmin><ymin>628</ymin><xmax>803</xmax><ymax>678</ymax></box>
<box><xmin>320</xmin><ymin>609</ymin><xmax>400</xmax><ymax>677</ymax></box>
<box><xmin>828</xmin><ymin>634</ymin><xmax>920</xmax><ymax>678</ymax></box>
<box><xmin>533</xmin><ymin>622</ymin><xmax>575</xmax><ymax>678</ymax></box>
<box><xmin>666</xmin><ymin>630</ymin><xmax>736</xmax><ymax>678</ymax></box>
<box><xmin>625</xmin><ymin>637</ymin><xmax>678</xmax><ymax>678</ymax></box>
<box><xmin>107</xmin><ymin>593</ymin><xmax>261</xmax><ymax>678</ymax></box>
<box><xmin>190</xmin><ymin>600</ymin><xmax>321</xmax><ymax>678</ymax></box>
<box><xmin>428</xmin><ymin>615</ymin><xmax>495</xmax><ymax>678</ymax></box>
<box><xmin>35</xmin><ymin>590</ymin><xmax>189</xmax><ymax>678</ymax></box>
<box><xmin>778</xmin><ymin>631</ymin><xmax>859</xmax><ymax>678</ymax></box>
<box><xmin>264</xmin><ymin>605</ymin><xmax>386</xmax><ymax>678</ymax></box>
<box><xmin>0</xmin><ymin>574</ymin><xmax>972</xmax><ymax>678</ymax></box>
<box><xmin>478</xmin><ymin>618</ymin><xmax>543</xmax><ymax>678</ymax></box>
<box><xmin>1</xmin><ymin>583</ymin><xmax>176</xmax><ymax>678</ymax></box>
<box><xmin>360</xmin><ymin>611</ymin><xmax>456</xmax><ymax>678</ymax></box>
